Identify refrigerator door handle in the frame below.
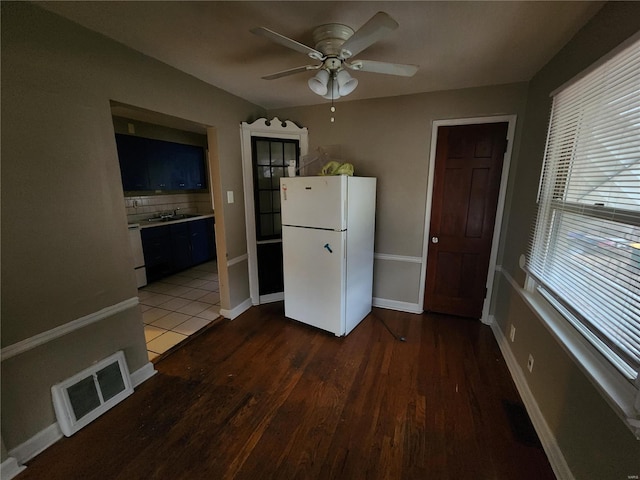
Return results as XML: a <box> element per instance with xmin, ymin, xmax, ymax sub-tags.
<box><xmin>324</xmin><ymin>243</ymin><xmax>333</xmax><ymax>253</ymax></box>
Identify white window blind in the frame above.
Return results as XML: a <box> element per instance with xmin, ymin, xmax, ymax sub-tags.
<box><xmin>528</xmin><ymin>37</ymin><xmax>640</xmax><ymax>381</ymax></box>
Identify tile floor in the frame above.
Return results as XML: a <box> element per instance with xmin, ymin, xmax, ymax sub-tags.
<box><xmin>139</xmin><ymin>260</ymin><xmax>221</xmax><ymax>361</ymax></box>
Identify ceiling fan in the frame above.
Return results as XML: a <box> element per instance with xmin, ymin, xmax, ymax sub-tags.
<box><xmin>251</xmin><ymin>12</ymin><xmax>418</xmax><ymax>100</ymax></box>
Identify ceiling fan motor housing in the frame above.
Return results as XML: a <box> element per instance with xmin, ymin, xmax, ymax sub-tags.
<box><xmin>312</xmin><ymin>23</ymin><xmax>354</xmax><ymax>58</ymax></box>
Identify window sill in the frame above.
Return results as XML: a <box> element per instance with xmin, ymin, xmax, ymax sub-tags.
<box><xmin>498</xmin><ymin>266</ymin><xmax>640</xmax><ymax>439</ymax></box>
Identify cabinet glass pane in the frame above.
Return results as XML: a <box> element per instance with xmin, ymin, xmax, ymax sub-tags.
<box><xmin>274</xmin><ymin>213</ymin><xmax>281</xmax><ymax>235</ymax></box>
<box><xmin>260</xmin><ymin>214</ymin><xmax>274</xmax><ymax>237</ymax></box>
<box><xmin>272</xmin><ymin>191</ymin><xmax>281</xmax><ymax>212</ymax></box>
<box><xmin>284</xmin><ymin>143</ymin><xmax>296</xmax><ymax>164</ymax></box>
<box><xmin>257</xmin><ymin>166</ymin><xmax>272</xmax><ymax>189</ymax></box>
<box><xmin>271</xmin><ymin>167</ymin><xmax>285</xmax><ymax>188</ymax></box>
<box><xmin>259</xmin><ymin>191</ymin><xmax>273</xmax><ymax>213</ymax></box>
<box><xmin>256</xmin><ymin>141</ymin><xmax>271</xmax><ymax>165</ymax></box>
<box><xmin>270</xmin><ymin>142</ymin><xmax>284</xmax><ymax>165</ymax></box>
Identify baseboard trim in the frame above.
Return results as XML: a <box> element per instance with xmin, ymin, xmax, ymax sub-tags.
<box><xmin>130</xmin><ymin>361</ymin><xmax>157</xmax><ymax>387</ymax></box>
<box><xmin>487</xmin><ymin>315</ymin><xmax>575</xmax><ymax>480</ymax></box>
<box><xmin>220</xmin><ymin>298</ymin><xmax>252</xmax><ymax>320</ymax></box>
<box><xmin>8</xmin><ymin>422</ymin><xmax>62</xmax><ymax>466</ymax></box>
<box><xmin>1</xmin><ymin>297</ymin><xmax>139</xmax><ymax>361</ymax></box>
<box><xmin>6</xmin><ymin>362</ymin><xmax>157</xmax><ymax>466</ymax></box>
<box><xmin>374</xmin><ymin>253</ymin><xmax>423</xmax><ymax>264</ymax></box>
<box><xmin>372</xmin><ymin>297</ymin><xmax>423</xmax><ymax>314</ymax></box>
<box><xmin>259</xmin><ymin>292</ymin><xmax>284</xmax><ymax>304</ymax></box>
<box><xmin>0</xmin><ymin>457</ymin><xmax>26</xmax><ymax>480</ymax></box>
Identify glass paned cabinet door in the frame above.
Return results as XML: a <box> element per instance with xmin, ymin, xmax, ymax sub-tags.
<box><xmin>251</xmin><ymin>136</ymin><xmax>299</xmax><ymax>295</ymax></box>
<box><xmin>251</xmin><ymin>136</ymin><xmax>299</xmax><ymax>241</ymax></box>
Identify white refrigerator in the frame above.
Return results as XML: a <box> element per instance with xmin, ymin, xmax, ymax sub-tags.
<box><xmin>280</xmin><ymin>175</ymin><xmax>376</xmax><ymax>336</ymax></box>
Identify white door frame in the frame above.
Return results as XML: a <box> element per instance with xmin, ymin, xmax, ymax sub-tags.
<box><xmin>240</xmin><ymin>117</ymin><xmax>308</xmax><ymax>305</ymax></box>
<box><xmin>419</xmin><ymin>115</ymin><xmax>517</xmax><ymax>323</ymax></box>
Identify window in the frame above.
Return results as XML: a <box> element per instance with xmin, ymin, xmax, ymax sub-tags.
<box><xmin>528</xmin><ymin>36</ymin><xmax>640</xmax><ymax>389</ymax></box>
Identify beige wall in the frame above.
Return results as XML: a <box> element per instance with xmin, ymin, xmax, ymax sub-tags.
<box><xmin>270</xmin><ymin>83</ymin><xmax>528</xmax><ymax>306</ymax></box>
<box><xmin>1</xmin><ymin>2</ymin><xmax>263</xmax><ymax>451</ymax></box>
<box><xmin>491</xmin><ymin>2</ymin><xmax>640</xmax><ymax>478</ymax></box>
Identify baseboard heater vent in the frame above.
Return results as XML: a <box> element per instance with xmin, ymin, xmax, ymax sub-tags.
<box><xmin>51</xmin><ymin>351</ymin><xmax>133</xmax><ymax>437</ymax></box>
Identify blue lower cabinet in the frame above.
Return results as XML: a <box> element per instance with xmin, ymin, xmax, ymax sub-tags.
<box><xmin>141</xmin><ymin>217</ymin><xmax>216</xmax><ymax>283</ymax></box>
<box><xmin>141</xmin><ymin>226</ymin><xmax>172</xmax><ymax>283</ymax></box>
<box><xmin>190</xmin><ymin>219</ymin><xmax>210</xmax><ymax>265</ymax></box>
<box><xmin>207</xmin><ymin>218</ymin><xmax>216</xmax><ymax>260</ymax></box>
<box><xmin>170</xmin><ymin>223</ymin><xmax>192</xmax><ymax>272</ymax></box>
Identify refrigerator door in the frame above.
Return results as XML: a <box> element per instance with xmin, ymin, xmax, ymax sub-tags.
<box><xmin>280</xmin><ymin>176</ymin><xmax>347</xmax><ymax>230</ymax></box>
<box><xmin>282</xmin><ymin>225</ymin><xmax>346</xmax><ymax>335</ymax></box>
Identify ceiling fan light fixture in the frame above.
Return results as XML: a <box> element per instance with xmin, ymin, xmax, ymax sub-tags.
<box><xmin>322</xmin><ymin>76</ymin><xmax>340</xmax><ymax>100</ymax></box>
<box><xmin>336</xmin><ymin>69</ymin><xmax>358</xmax><ymax>96</ymax></box>
<box><xmin>308</xmin><ymin>69</ymin><xmax>329</xmax><ymax>96</ymax></box>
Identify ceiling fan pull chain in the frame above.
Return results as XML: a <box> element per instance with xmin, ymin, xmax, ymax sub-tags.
<box><xmin>330</xmin><ymin>73</ymin><xmax>336</xmax><ymax>123</ymax></box>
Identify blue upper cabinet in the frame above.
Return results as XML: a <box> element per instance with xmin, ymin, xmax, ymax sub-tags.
<box><xmin>165</xmin><ymin>142</ymin><xmax>207</xmax><ymax>190</ymax></box>
<box><xmin>115</xmin><ymin>134</ymin><xmax>150</xmax><ymax>191</ymax></box>
<box><xmin>116</xmin><ymin>134</ymin><xmax>207</xmax><ymax>192</ymax></box>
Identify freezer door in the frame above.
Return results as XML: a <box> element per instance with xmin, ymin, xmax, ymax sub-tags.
<box><xmin>282</xmin><ymin>226</ymin><xmax>346</xmax><ymax>335</ymax></box>
<box><xmin>280</xmin><ymin>176</ymin><xmax>347</xmax><ymax>230</ymax></box>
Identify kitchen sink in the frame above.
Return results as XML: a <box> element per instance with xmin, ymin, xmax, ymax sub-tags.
<box><xmin>146</xmin><ymin>213</ymin><xmax>201</xmax><ymax>223</ymax></box>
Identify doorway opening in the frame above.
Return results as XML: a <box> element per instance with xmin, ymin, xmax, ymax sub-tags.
<box><xmin>109</xmin><ymin>102</ymin><xmax>223</xmax><ymax>359</ymax></box>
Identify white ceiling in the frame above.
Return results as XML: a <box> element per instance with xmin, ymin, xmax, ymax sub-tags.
<box><xmin>38</xmin><ymin>1</ymin><xmax>603</xmax><ymax>110</ymax></box>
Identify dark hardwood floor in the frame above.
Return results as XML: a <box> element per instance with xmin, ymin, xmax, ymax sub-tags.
<box><xmin>18</xmin><ymin>303</ymin><xmax>555</xmax><ymax>480</ymax></box>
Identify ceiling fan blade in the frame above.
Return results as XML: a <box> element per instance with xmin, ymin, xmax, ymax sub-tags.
<box><xmin>348</xmin><ymin>60</ymin><xmax>418</xmax><ymax>77</ymax></box>
<box><xmin>261</xmin><ymin>65</ymin><xmax>320</xmax><ymax>80</ymax></box>
<box><xmin>340</xmin><ymin>12</ymin><xmax>399</xmax><ymax>59</ymax></box>
<box><xmin>251</xmin><ymin>27</ymin><xmax>324</xmax><ymax>60</ymax></box>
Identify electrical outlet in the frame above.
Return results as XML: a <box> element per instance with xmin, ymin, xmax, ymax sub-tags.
<box><xmin>509</xmin><ymin>325</ymin><xmax>516</xmax><ymax>342</ymax></box>
<box><xmin>527</xmin><ymin>354</ymin><xmax>534</xmax><ymax>373</ymax></box>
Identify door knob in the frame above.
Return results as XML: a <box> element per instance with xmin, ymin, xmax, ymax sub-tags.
<box><xmin>431</xmin><ymin>236</ymin><xmax>439</xmax><ymax>244</ymax></box>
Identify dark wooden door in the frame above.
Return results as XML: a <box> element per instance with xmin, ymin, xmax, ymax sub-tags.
<box><xmin>424</xmin><ymin>122</ymin><xmax>508</xmax><ymax>318</ymax></box>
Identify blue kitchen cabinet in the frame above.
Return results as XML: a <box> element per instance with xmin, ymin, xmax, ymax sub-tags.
<box><xmin>206</xmin><ymin>217</ymin><xmax>216</xmax><ymax>260</ymax></box>
<box><xmin>140</xmin><ymin>225</ymin><xmax>172</xmax><ymax>283</ymax></box>
<box><xmin>115</xmin><ymin>134</ymin><xmax>207</xmax><ymax>192</ymax></box>
<box><xmin>190</xmin><ymin>218</ymin><xmax>212</xmax><ymax>265</ymax></box>
<box><xmin>115</xmin><ymin>134</ymin><xmax>150</xmax><ymax>191</ymax></box>
<box><xmin>170</xmin><ymin>223</ymin><xmax>192</xmax><ymax>272</ymax></box>
<box><xmin>141</xmin><ymin>217</ymin><xmax>216</xmax><ymax>283</ymax></box>
<box><xmin>166</xmin><ymin>143</ymin><xmax>207</xmax><ymax>190</ymax></box>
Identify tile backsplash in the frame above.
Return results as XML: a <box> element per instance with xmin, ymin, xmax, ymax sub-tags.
<box><xmin>125</xmin><ymin>193</ymin><xmax>213</xmax><ymax>223</ymax></box>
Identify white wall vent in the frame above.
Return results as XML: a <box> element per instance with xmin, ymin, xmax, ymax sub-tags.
<box><xmin>51</xmin><ymin>351</ymin><xmax>134</xmax><ymax>437</ymax></box>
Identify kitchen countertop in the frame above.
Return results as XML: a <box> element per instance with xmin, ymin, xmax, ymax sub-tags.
<box><xmin>129</xmin><ymin>213</ymin><xmax>214</xmax><ymax>229</ymax></box>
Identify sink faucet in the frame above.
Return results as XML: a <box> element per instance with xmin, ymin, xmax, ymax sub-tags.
<box><xmin>173</xmin><ymin>208</ymin><xmax>180</xmax><ymax>216</ymax></box>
